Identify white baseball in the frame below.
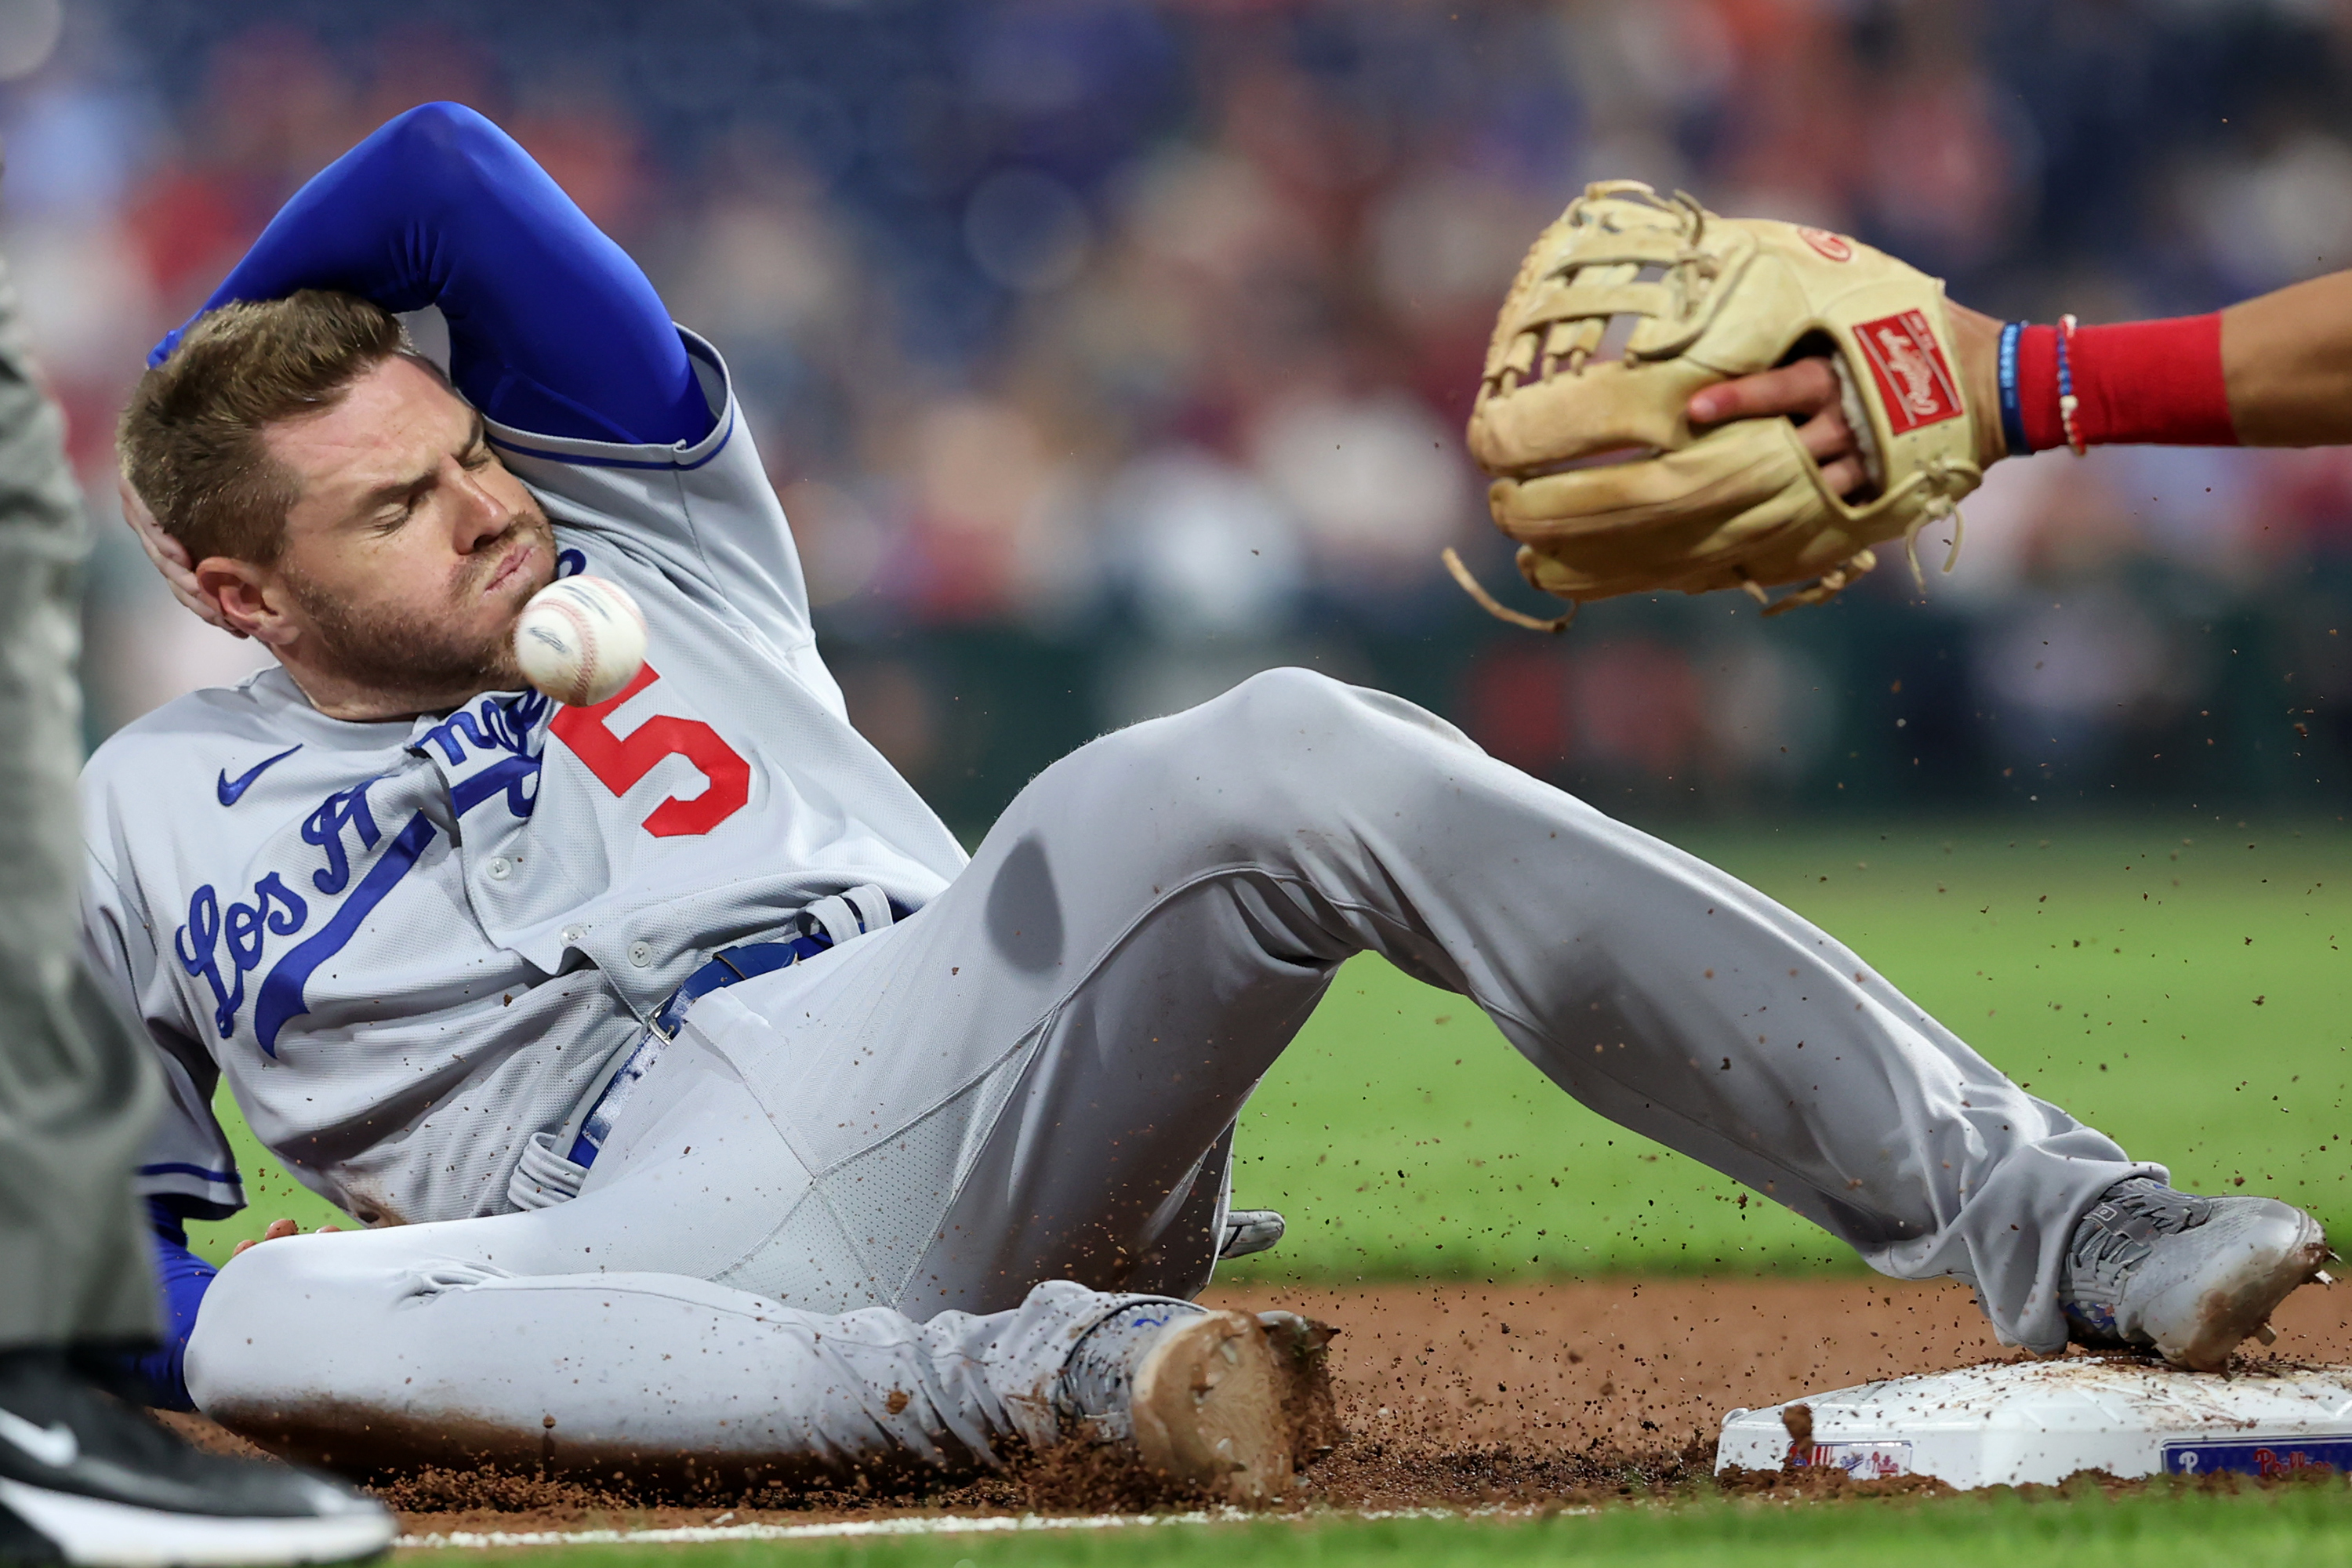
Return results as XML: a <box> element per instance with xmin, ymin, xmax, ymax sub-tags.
<box><xmin>514</xmin><ymin>575</ymin><xmax>648</xmax><ymax>706</ymax></box>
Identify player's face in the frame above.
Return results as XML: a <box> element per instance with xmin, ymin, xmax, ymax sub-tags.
<box><xmin>262</xmin><ymin>356</ymin><xmax>557</xmax><ymax>710</ymax></box>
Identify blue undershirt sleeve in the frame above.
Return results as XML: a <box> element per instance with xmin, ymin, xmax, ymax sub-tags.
<box><xmin>120</xmin><ymin>1199</ymin><xmax>216</xmax><ymax>1412</ymax></box>
<box><xmin>148</xmin><ymin>101</ymin><xmax>711</xmax><ymax>448</ymax></box>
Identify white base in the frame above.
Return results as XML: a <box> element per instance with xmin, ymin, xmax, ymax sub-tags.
<box><xmin>1716</xmin><ymin>1359</ymin><xmax>2352</xmax><ymax>1489</ymax></box>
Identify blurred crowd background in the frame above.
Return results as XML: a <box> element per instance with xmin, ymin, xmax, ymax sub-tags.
<box><xmin>13</xmin><ymin>0</ymin><xmax>2352</xmax><ymax>835</ymax></box>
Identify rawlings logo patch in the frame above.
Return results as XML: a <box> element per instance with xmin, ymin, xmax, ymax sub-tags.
<box><xmin>1855</xmin><ymin>310</ymin><xmax>1963</xmax><ymax>433</ymax></box>
<box><xmin>1798</xmin><ymin>226</ymin><xmax>1853</xmax><ymax>261</ymax></box>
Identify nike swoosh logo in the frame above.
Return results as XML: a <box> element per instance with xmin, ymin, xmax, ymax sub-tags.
<box><xmin>216</xmin><ymin>744</ymin><xmax>303</xmax><ymax>808</ymax></box>
<box><xmin>0</xmin><ymin>1407</ymin><xmax>77</xmax><ymax>1468</ymax></box>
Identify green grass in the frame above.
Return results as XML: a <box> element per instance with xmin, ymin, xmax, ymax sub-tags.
<box><xmin>193</xmin><ymin>820</ymin><xmax>2352</xmax><ymax>1278</ymax></box>
<box><xmin>1221</xmin><ymin>818</ymin><xmax>2352</xmax><ymax>1282</ymax></box>
<box><xmin>420</xmin><ymin>1486</ymin><xmax>2352</xmax><ymax>1567</ymax></box>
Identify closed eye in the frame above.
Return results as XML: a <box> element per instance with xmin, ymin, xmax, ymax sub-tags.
<box><xmin>372</xmin><ymin>492</ymin><xmax>423</xmax><ymax>532</ymax></box>
<box><xmin>351</xmin><ymin>416</ymin><xmax>492</xmax><ymax>532</ymax></box>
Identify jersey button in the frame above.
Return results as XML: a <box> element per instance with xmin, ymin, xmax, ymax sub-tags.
<box><xmin>485</xmin><ymin>856</ymin><xmax>512</xmax><ymax>880</ymax></box>
<box><xmin>628</xmin><ymin>942</ymin><xmax>653</xmax><ymax>967</ymax></box>
<box><xmin>561</xmin><ymin>925</ymin><xmax>585</xmax><ymax>946</ymax></box>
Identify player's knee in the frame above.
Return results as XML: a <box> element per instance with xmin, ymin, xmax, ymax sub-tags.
<box><xmin>1219</xmin><ymin>666</ymin><xmax>1354</xmax><ymax>727</ymax></box>
<box><xmin>1135</xmin><ymin>669</ymin><xmax>1390</xmax><ymax>830</ymax></box>
<box><xmin>1060</xmin><ymin>666</ymin><xmax>1471</xmax><ymax>855</ymax></box>
<box><xmin>1171</xmin><ymin>667</ymin><xmax>1366</xmax><ymax>776</ymax></box>
<box><xmin>183</xmin><ymin>1235</ymin><xmax>379</xmax><ymax>1406</ymax></box>
<box><xmin>1199</xmin><ymin>666</ymin><xmax>1463</xmax><ymax>784</ymax></box>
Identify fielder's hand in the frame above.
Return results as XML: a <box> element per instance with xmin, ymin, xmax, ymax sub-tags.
<box><xmin>1685</xmin><ymin>299</ymin><xmax>2010</xmax><ymax>490</ymax></box>
<box><xmin>1686</xmin><ymin>357</ymin><xmax>1871</xmax><ymax>499</ymax></box>
<box><xmin>118</xmin><ymin>470</ymin><xmax>241</xmax><ymax>636</ymax></box>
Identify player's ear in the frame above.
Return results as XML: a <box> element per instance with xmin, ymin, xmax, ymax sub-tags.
<box><xmin>196</xmin><ymin>557</ymin><xmax>293</xmax><ymax>646</ymax></box>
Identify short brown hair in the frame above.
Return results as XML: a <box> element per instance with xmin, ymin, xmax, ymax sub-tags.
<box><xmin>118</xmin><ymin>290</ymin><xmax>416</xmax><ymax>566</ymax></box>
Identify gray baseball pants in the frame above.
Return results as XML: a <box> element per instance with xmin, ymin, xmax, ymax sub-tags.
<box><xmin>192</xmin><ymin>668</ymin><xmax>2151</xmax><ymax>1481</ymax></box>
<box><xmin>0</xmin><ymin>253</ymin><xmax>163</xmax><ymax>1353</ymax></box>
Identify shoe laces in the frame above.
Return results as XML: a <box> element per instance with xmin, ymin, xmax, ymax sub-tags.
<box><xmin>2067</xmin><ymin>1178</ymin><xmax>2213</xmax><ymax>1298</ymax></box>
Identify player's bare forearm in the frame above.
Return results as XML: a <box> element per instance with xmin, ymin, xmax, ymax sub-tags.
<box><xmin>2222</xmin><ymin>270</ymin><xmax>2352</xmax><ymax>445</ymax></box>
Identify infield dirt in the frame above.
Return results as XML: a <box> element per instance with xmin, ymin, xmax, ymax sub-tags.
<box><xmin>159</xmin><ymin>1274</ymin><xmax>2352</xmax><ymax>1534</ymax></box>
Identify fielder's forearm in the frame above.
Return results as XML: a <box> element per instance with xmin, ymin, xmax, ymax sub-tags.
<box><xmin>2222</xmin><ymin>270</ymin><xmax>2352</xmax><ymax>446</ymax></box>
<box><xmin>1964</xmin><ymin>269</ymin><xmax>2352</xmax><ymax>458</ymax></box>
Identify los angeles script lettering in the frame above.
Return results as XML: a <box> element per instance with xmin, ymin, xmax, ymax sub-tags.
<box><xmin>174</xmin><ymin>688</ymin><xmax>550</xmax><ymax>1054</ymax></box>
<box><xmin>169</xmin><ymin>657</ymin><xmax>749</xmax><ymax>1056</ymax></box>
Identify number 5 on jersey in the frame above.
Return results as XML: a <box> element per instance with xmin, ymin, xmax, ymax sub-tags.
<box><xmin>550</xmin><ymin>665</ymin><xmax>750</xmax><ymax>837</ymax></box>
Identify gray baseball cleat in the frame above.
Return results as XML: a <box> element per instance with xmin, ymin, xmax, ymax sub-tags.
<box><xmin>2060</xmin><ymin>1177</ymin><xmax>2333</xmax><ymax>1371</ymax></box>
<box><xmin>1057</xmin><ymin>1301</ymin><xmax>1335</xmax><ymax>1502</ymax></box>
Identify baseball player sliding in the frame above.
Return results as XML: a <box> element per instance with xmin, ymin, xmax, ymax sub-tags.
<box><xmin>90</xmin><ymin>112</ymin><xmax>2328</xmax><ymax>1500</ymax></box>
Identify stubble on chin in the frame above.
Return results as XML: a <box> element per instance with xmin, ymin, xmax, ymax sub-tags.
<box><xmin>288</xmin><ymin>510</ymin><xmax>556</xmax><ymax>706</ymax></box>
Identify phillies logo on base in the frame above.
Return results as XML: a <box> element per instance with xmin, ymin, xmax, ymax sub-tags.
<box><xmin>1798</xmin><ymin>226</ymin><xmax>1853</xmax><ymax>262</ymax></box>
<box><xmin>1854</xmin><ymin>310</ymin><xmax>1963</xmax><ymax>433</ymax></box>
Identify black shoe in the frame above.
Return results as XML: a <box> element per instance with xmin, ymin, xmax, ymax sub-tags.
<box><xmin>0</xmin><ymin>1350</ymin><xmax>394</xmax><ymax>1566</ymax></box>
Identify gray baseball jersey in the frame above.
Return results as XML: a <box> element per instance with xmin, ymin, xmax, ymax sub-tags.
<box><xmin>81</xmin><ymin>336</ymin><xmax>967</xmax><ymax>1228</ymax></box>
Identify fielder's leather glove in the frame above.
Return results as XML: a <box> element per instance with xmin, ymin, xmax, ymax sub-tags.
<box><xmin>1452</xmin><ymin>180</ymin><xmax>1983</xmax><ymax>630</ymax></box>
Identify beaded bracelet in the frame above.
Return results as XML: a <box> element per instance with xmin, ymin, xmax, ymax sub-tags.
<box><xmin>1996</xmin><ymin>321</ymin><xmax>2027</xmax><ymax>457</ymax></box>
<box><xmin>2056</xmin><ymin>312</ymin><xmax>2085</xmax><ymax>455</ymax></box>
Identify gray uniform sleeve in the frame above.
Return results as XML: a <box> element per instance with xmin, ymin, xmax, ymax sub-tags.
<box><xmin>485</xmin><ymin>335</ymin><xmax>818</xmax><ymax>656</ymax></box>
<box><xmin>81</xmin><ymin>854</ymin><xmax>244</xmax><ymax>1219</ymax></box>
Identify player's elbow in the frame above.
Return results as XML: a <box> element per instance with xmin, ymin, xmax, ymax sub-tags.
<box><xmin>375</xmin><ymin>100</ymin><xmax>496</xmax><ymax>158</ymax></box>
<box><xmin>369</xmin><ymin>100</ymin><xmax>535</xmax><ymax>210</ymax></box>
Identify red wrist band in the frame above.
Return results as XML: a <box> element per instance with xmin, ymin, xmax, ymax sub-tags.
<box><xmin>2013</xmin><ymin>314</ymin><xmax>2235</xmax><ymax>452</ymax></box>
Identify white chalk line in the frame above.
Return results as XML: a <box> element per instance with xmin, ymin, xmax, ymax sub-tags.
<box><xmin>398</xmin><ymin>1504</ymin><xmax>1534</xmax><ymax>1549</ymax></box>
